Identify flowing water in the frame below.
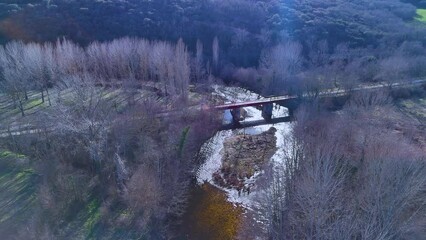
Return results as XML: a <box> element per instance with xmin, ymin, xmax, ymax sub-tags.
<box><xmin>180</xmin><ymin>85</ymin><xmax>293</xmax><ymax>239</ymax></box>
<box><xmin>197</xmin><ymin>85</ymin><xmax>293</xmax><ymax>206</ymax></box>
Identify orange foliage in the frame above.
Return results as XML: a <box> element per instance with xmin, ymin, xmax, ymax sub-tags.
<box><xmin>0</xmin><ymin>18</ymin><xmax>30</xmax><ymax>41</ymax></box>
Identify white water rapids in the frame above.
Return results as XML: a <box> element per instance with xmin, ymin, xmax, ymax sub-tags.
<box><xmin>196</xmin><ymin>85</ymin><xmax>293</xmax><ymax>208</ymax></box>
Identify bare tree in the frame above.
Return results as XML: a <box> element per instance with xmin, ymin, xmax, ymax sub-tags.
<box><xmin>22</xmin><ymin>43</ymin><xmax>54</xmax><ymax>105</ymax></box>
<box><xmin>174</xmin><ymin>38</ymin><xmax>190</xmax><ymax>102</ymax></box>
<box><xmin>308</xmin><ymin>39</ymin><xmax>329</xmax><ymax>67</ymax></box>
<box><xmin>127</xmin><ymin>164</ymin><xmax>164</xmax><ymax>226</ymax></box>
<box><xmin>348</xmin><ymin>89</ymin><xmax>392</xmax><ymax>109</ymax></box>
<box><xmin>328</xmin><ymin>43</ymin><xmax>350</xmax><ymax>87</ymax></box>
<box><xmin>379</xmin><ymin>55</ymin><xmax>409</xmax><ymax>87</ymax></box>
<box><xmin>193</xmin><ymin>39</ymin><xmax>205</xmax><ymax>83</ymax></box>
<box><xmin>41</xmin><ymin>42</ymin><xmax>57</xmax><ymax>105</ymax></box>
<box><xmin>55</xmin><ymin>38</ymin><xmax>85</xmax><ymax>78</ymax></box>
<box><xmin>260</xmin><ymin>41</ymin><xmax>303</xmax><ymax>94</ymax></box>
<box><xmin>46</xmin><ymin>74</ymin><xmax>115</xmax><ymax>172</ymax></box>
<box><xmin>135</xmin><ymin>39</ymin><xmax>151</xmax><ymax>81</ymax></box>
<box><xmin>0</xmin><ymin>41</ymin><xmax>31</xmax><ymax>116</ymax></box>
<box><xmin>151</xmin><ymin>41</ymin><xmax>174</xmax><ymax>95</ymax></box>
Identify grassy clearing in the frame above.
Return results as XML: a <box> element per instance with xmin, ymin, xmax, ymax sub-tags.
<box><xmin>84</xmin><ymin>199</ymin><xmax>102</xmax><ymax>239</ymax></box>
<box><xmin>0</xmin><ymin>87</ymin><xmax>154</xmax><ymax>125</ymax></box>
<box><xmin>0</xmin><ymin>91</ymin><xmax>46</xmax><ymax>123</ymax></box>
<box><xmin>24</xmin><ymin>98</ymin><xmax>43</xmax><ymax>109</ymax></box>
<box><xmin>0</xmin><ymin>150</ymin><xmax>138</xmax><ymax>239</ymax></box>
<box><xmin>398</xmin><ymin>97</ymin><xmax>426</xmax><ymax>121</ymax></box>
<box><xmin>55</xmin><ymin>196</ymin><xmax>98</xmax><ymax>239</ymax></box>
<box><xmin>0</xmin><ymin>149</ymin><xmax>26</xmax><ymax>159</ymax></box>
<box><xmin>58</xmin><ymin>196</ymin><xmax>143</xmax><ymax>239</ymax></box>
<box><xmin>0</xmin><ymin>151</ymin><xmax>37</xmax><ymax>237</ymax></box>
<box><xmin>416</xmin><ymin>9</ymin><xmax>426</xmax><ymax>23</ymax></box>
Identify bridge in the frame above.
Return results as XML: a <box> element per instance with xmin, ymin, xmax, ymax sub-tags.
<box><xmin>215</xmin><ymin>80</ymin><xmax>426</xmax><ymax>129</ymax></box>
<box><xmin>1</xmin><ymin>80</ymin><xmax>425</xmax><ymax>137</ymax></box>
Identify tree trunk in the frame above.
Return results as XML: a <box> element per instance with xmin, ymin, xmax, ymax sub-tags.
<box><xmin>18</xmin><ymin>99</ymin><xmax>25</xmax><ymax>116</ymax></box>
<box><xmin>46</xmin><ymin>88</ymin><xmax>52</xmax><ymax>106</ymax></box>
<box><xmin>7</xmin><ymin>126</ymin><xmax>19</xmax><ymax>153</ymax></box>
<box><xmin>57</xmin><ymin>89</ymin><xmax>61</xmax><ymax>103</ymax></box>
<box><xmin>12</xmin><ymin>97</ymin><xmax>17</xmax><ymax>109</ymax></box>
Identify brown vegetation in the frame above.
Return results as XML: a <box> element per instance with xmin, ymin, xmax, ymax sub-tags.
<box><xmin>213</xmin><ymin>127</ymin><xmax>277</xmax><ymax>189</ymax></box>
<box><xmin>0</xmin><ymin>37</ymin><xmax>220</xmax><ymax>239</ymax></box>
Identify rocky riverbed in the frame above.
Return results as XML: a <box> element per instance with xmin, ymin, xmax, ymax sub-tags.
<box><xmin>197</xmin><ymin>85</ymin><xmax>292</xmax><ymax>206</ymax></box>
<box><xmin>213</xmin><ymin>127</ymin><xmax>277</xmax><ymax>191</ymax></box>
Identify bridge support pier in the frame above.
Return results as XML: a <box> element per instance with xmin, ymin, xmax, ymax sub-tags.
<box><xmin>262</xmin><ymin>103</ymin><xmax>273</xmax><ymax>120</ymax></box>
<box><xmin>230</xmin><ymin>108</ymin><xmax>241</xmax><ymax>124</ymax></box>
<box><xmin>287</xmin><ymin>107</ymin><xmax>294</xmax><ymax>119</ymax></box>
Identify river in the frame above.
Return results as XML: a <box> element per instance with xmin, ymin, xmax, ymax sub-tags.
<box><xmin>179</xmin><ymin>85</ymin><xmax>293</xmax><ymax>239</ymax></box>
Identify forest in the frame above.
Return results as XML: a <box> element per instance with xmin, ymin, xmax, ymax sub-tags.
<box><xmin>0</xmin><ymin>0</ymin><xmax>425</xmax><ymax>239</ymax></box>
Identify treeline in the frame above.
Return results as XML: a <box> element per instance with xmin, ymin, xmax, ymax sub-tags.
<box><xmin>0</xmin><ymin>0</ymin><xmax>271</xmax><ymax>67</ymax></box>
<box><xmin>404</xmin><ymin>0</ymin><xmax>426</xmax><ymax>8</ymax></box>
<box><xmin>233</xmin><ymin>40</ymin><xmax>426</xmax><ymax>96</ymax></box>
<box><xmin>254</xmin><ymin>95</ymin><xmax>426</xmax><ymax>239</ymax></box>
<box><xmin>277</xmin><ymin>0</ymin><xmax>421</xmax><ymax>47</ymax></box>
<box><xmin>0</xmin><ymin>37</ymin><xmax>216</xmax><ymax>116</ymax></box>
<box><xmin>1</xmin><ymin>0</ymin><xmax>425</xmax><ymax>69</ymax></box>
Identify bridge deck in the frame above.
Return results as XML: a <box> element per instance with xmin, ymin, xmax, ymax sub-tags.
<box><xmin>215</xmin><ymin>95</ymin><xmax>297</xmax><ymax>110</ymax></box>
<box><xmin>214</xmin><ymin>79</ymin><xmax>426</xmax><ymax>111</ymax></box>
<box><xmin>1</xmin><ymin>79</ymin><xmax>425</xmax><ymax>137</ymax></box>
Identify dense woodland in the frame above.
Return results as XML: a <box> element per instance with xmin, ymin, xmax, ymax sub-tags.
<box><xmin>0</xmin><ymin>0</ymin><xmax>425</xmax><ymax>239</ymax></box>
<box><xmin>1</xmin><ymin>0</ymin><xmax>426</xmax><ymax>67</ymax></box>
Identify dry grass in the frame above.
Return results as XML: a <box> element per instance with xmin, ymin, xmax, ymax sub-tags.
<box><xmin>0</xmin><ymin>150</ymin><xmax>37</xmax><ymax>237</ymax></box>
